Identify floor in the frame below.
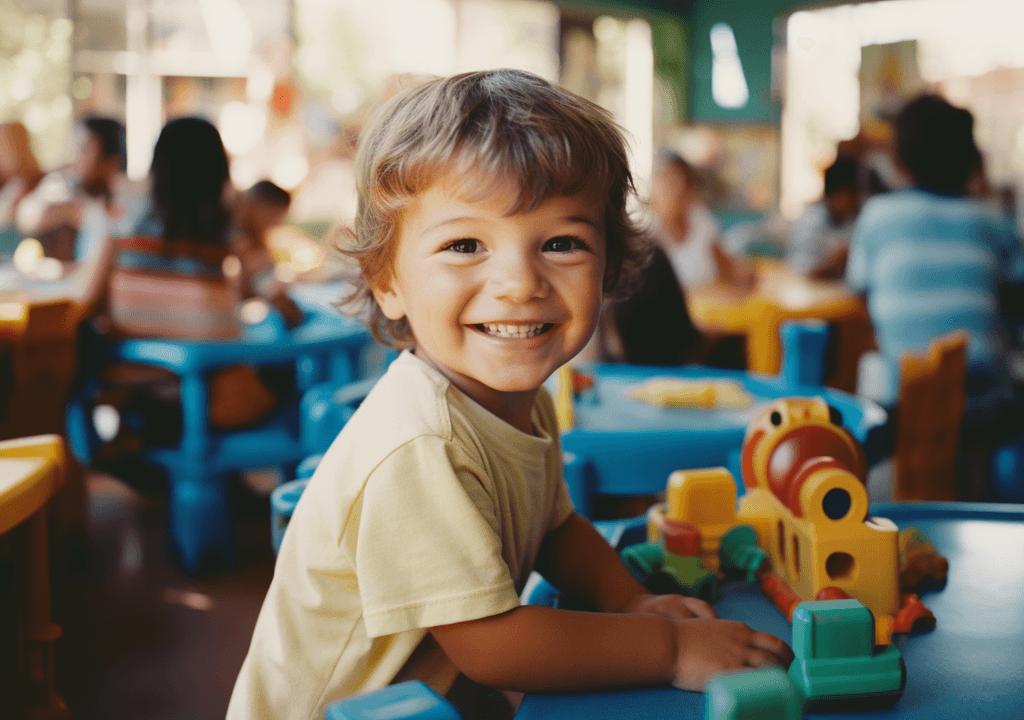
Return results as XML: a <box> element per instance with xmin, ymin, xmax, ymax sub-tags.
<box><xmin>52</xmin><ymin>471</ymin><xmax>277</xmax><ymax>720</ymax></box>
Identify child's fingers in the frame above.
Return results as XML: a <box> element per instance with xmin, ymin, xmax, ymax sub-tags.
<box><xmin>744</xmin><ymin>647</ymin><xmax>784</xmax><ymax>669</ymax></box>
<box><xmin>749</xmin><ymin>631</ymin><xmax>794</xmax><ymax>666</ymax></box>
<box><xmin>680</xmin><ymin>597</ymin><xmax>718</xmax><ymax>619</ymax></box>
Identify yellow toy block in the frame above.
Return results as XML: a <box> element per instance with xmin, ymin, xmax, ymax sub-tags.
<box><xmin>657</xmin><ymin>467</ymin><xmax>737</xmax><ymax>570</ymax></box>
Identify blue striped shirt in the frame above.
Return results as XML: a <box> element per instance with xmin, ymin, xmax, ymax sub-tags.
<box><xmin>847</xmin><ymin>189</ymin><xmax>1024</xmax><ymax>409</ymax></box>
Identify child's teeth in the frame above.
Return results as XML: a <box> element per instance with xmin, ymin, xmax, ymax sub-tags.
<box><xmin>482</xmin><ymin>323</ymin><xmax>545</xmax><ymax>338</ymax></box>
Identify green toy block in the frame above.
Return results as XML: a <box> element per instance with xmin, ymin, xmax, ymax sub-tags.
<box><xmin>789</xmin><ymin>599</ymin><xmax>905</xmax><ymax>710</ymax></box>
<box><xmin>620</xmin><ymin>541</ymin><xmax>664</xmax><ymax>578</ymax></box>
<box><xmin>704</xmin><ymin>667</ymin><xmax>803</xmax><ymax>720</ymax></box>
<box><xmin>663</xmin><ymin>552</ymin><xmax>723</xmax><ymax>604</ymax></box>
<box><xmin>719</xmin><ymin>525</ymin><xmax>769</xmax><ymax>582</ymax></box>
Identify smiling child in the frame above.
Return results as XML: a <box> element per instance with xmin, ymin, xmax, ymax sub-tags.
<box><xmin>227</xmin><ymin>69</ymin><xmax>792</xmax><ymax>720</ymax></box>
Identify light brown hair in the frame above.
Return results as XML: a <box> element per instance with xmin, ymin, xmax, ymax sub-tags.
<box><xmin>334</xmin><ymin>69</ymin><xmax>649</xmax><ymax>348</ymax></box>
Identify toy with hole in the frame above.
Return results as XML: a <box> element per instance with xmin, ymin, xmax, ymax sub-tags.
<box><xmin>647</xmin><ymin>397</ymin><xmax>939</xmax><ymax>635</ymax></box>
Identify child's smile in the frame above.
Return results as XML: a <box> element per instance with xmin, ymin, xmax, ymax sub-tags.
<box><xmin>372</xmin><ymin>169</ymin><xmax>606</xmax><ymax>431</ymax></box>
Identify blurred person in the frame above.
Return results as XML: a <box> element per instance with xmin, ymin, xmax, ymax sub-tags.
<box><xmin>17</xmin><ymin>116</ymin><xmax>132</xmax><ymax>261</ymax></box>
<box><xmin>600</xmin><ymin>242</ymin><xmax>746</xmax><ymax>369</ymax></box>
<box><xmin>229</xmin><ymin>179</ymin><xmax>305</xmax><ymax>329</ymax></box>
<box><xmin>82</xmin><ymin>118</ymin><xmax>303</xmax><ymax>469</ymax></box>
<box><xmin>847</xmin><ymin>94</ymin><xmax>1024</xmax><ymax>430</ymax></box>
<box><xmin>0</xmin><ymin>121</ymin><xmax>45</xmax><ymax>252</ymax></box>
<box><xmin>787</xmin><ymin>156</ymin><xmax>863</xmax><ymax>281</ymax></box>
<box><xmin>650</xmin><ymin>152</ymin><xmax>753</xmax><ymax>290</ymax></box>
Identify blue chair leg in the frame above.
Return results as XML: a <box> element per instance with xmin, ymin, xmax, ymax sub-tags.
<box><xmin>168</xmin><ymin>472</ymin><xmax>235</xmax><ymax>574</ymax></box>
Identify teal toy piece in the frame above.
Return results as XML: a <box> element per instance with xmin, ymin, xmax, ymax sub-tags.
<box><xmin>619</xmin><ymin>541</ymin><xmax>722</xmax><ymax>603</ymax></box>
<box><xmin>719</xmin><ymin>524</ymin><xmax>769</xmax><ymax>582</ymax></box>
<box><xmin>324</xmin><ymin>680</ymin><xmax>461</xmax><ymax>720</ymax></box>
<box><xmin>788</xmin><ymin>599</ymin><xmax>905</xmax><ymax>710</ymax></box>
<box><xmin>704</xmin><ymin>667</ymin><xmax>803</xmax><ymax>720</ymax></box>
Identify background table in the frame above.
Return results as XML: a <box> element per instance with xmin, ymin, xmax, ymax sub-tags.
<box><xmin>560</xmin><ymin>362</ymin><xmax>888</xmax><ymax>517</ymax></box>
<box><xmin>687</xmin><ymin>261</ymin><xmax>873</xmax><ymax>392</ymax></box>
<box><xmin>515</xmin><ymin>502</ymin><xmax>1024</xmax><ymax>719</ymax></box>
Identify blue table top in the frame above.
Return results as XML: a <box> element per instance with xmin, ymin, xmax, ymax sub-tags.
<box><xmin>514</xmin><ymin>502</ymin><xmax>1024</xmax><ymax>720</ymax></box>
<box><xmin>560</xmin><ymin>364</ymin><xmax>890</xmax><ymax>496</ymax></box>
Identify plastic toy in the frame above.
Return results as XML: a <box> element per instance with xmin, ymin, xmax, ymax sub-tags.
<box><xmin>621</xmin><ymin>521</ymin><xmax>722</xmax><ymax>603</ymax></box>
<box><xmin>324</xmin><ymin>680</ymin><xmax>460</xmax><ymax>720</ymax></box>
<box><xmin>898</xmin><ymin>527</ymin><xmax>949</xmax><ymax>592</ymax></box>
<box><xmin>648</xmin><ymin>467</ymin><xmax>739</xmax><ymax>572</ymax></box>
<box><xmin>645</xmin><ymin>397</ymin><xmax>943</xmax><ymax>637</ymax></box>
<box><xmin>704</xmin><ymin>667</ymin><xmax>803</xmax><ymax>720</ymax></box>
<box><xmin>788</xmin><ymin>599</ymin><xmax>905</xmax><ymax>711</ymax></box>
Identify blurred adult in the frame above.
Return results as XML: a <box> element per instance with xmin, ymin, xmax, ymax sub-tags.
<box><xmin>650</xmin><ymin>152</ymin><xmax>752</xmax><ymax>291</ymax></box>
<box><xmin>17</xmin><ymin>116</ymin><xmax>130</xmax><ymax>261</ymax></box>
<box><xmin>788</xmin><ymin>156</ymin><xmax>863</xmax><ymax>281</ymax></box>
<box><xmin>83</xmin><ymin>118</ymin><xmax>301</xmax><ymax>465</ymax></box>
<box><xmin>847</xmin><ymin>94</ymin><xmax>1023</xmax><ymax>427</ymax></box>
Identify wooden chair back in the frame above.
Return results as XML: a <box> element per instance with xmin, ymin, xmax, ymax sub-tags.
<box><xmin>894</xmin><ymin>332</ymin><xmax>968</xmax><ymax>500</ymax></box>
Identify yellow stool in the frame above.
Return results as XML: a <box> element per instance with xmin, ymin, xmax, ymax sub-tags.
<box><xmin>0</xmin><ymin>434</ymin><xmax>69</xmax><ymax>719</ymax></box>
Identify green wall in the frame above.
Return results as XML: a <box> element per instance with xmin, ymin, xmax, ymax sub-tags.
<box><xmin>688</xmin><ymin>0</ymin><xmax>793</xmax><ymax>123</ymax></box>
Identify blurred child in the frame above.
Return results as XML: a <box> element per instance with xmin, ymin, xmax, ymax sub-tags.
<box><xmin>650</xmin><ymin>151</ymin><xmax>752</xmax><ymax>290</ymax></box>
<box><xmin>228</xmin><ymin>69</ymin><xmax>791</xmax><ymax>720</ymax></box>
<box><xmin>847</xmin><ymin>94</ymin><xmax>1024</xmax><ymax>426</ymax></box>
<box><xmin>0</xmin><ymin>122</ymin><xmax>44</xmax><ymax>252</ymax></box>
<box><xmin>229</xmin><ymin>179</ymin><xmax>305</xmax><ymax>329</ymax></box>
<box><xmin>788</xmin><ymin>156</ymin><xmax>862</xmax><ymax>281</ymax></box>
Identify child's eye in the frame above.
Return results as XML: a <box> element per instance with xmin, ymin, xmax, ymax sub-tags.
<box><xmin>543</xmin><ymin>235</ymin><xmax>587</xmax><ymax>253</ymax></box>
<box><xmin>444</xmin><ymin>238</ymin><xmax>480</xmax><ymax>254</ymax></box>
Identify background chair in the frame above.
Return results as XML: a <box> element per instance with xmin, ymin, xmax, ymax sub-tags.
<box><xmin>66</xmin><ymin>308</ymin><xmax>385</xmax><ymax>574</ymax></box>
<box><xmin>892</xmin><ymin>332</ymin><xmax>967</xmax><ymax>501</ymax></box>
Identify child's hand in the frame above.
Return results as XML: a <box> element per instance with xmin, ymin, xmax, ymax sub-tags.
<box><xmin>672</xmin><ymin>618</ymin><xmax>794</xmax><ymax>692</ymax></box>
<box><xmin>623</xmin><ymin>593</ymin><xmax>717</xmax><ymax>620</ymax></box>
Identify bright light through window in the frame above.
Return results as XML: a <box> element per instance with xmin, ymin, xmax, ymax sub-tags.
<box><xmin>710</xmin><ymin>23</ymin><xmax>749</xmax><ymax>109</ymax></box>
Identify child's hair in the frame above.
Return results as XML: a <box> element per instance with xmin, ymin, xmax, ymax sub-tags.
<box><xmin>823</xmin><ymin>157</ymin><xmax>859</xmax><ymax>196</ymax></box>
<box><xmin>336</xmin><ymin>69</ymin><xmax>649</xmax><ymax>348</ymax></box>
<box><xmin>895</xmin><ymin>94</ymin><xmax>979</xmax><ymax>196</ymax></box>
<box><xmin>82</xmin><ymin>115</ymin><xmax>127</xmax><ymax>171</ymax></box>
<box><xmin>150</xmin><ymin>117</ymin><xmax>231</xmax><ymax>245</ymax></box>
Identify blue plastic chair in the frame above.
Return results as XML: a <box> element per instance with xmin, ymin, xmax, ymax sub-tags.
<box><xmin>67</xmin><ymin>307</ymin><xmax>384</xmax><ymax>573</ymax></box>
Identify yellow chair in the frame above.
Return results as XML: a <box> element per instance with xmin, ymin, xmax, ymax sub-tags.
<box><xmin>0</xmin><ymin>434</ymin><xmax>69</xmax><ymax>719</ymax></box>
<box><xmin>893</xmin><ymin>332</ymin><xmax>968</xmax><ymax>501</ymax></box>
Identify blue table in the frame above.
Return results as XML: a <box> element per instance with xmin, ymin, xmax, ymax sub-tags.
<box><xmin>515</xmin><ymin>502</ymin><xmax>1024</xmax><ymax>719</ymax></box>
<box><xmin>561</xmin><ymin>362</ymin><xmax>888</xmax><ymax>516</ymax></box>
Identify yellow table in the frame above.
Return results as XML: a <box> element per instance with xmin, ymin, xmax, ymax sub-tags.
<box><xmin>687</xmin><ymin>261</ymin><xmax>871</xmax><ymax>391</ymax></box>
<box><xmin>0</xmin><ymin>435</ymin><xmax>69</xmax><ymax>719</ymax></box>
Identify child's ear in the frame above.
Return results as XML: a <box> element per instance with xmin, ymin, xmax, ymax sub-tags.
<box><xmin>370</xmin><ymin>272</ymin><xmax>407</xmax><ymax>321</ymax></box>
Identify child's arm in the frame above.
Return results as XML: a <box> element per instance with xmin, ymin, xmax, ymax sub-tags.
<box><xmin>429</xmin><ymin>513</ymin><xmax>792</xmax><ymax>693</ymax></box>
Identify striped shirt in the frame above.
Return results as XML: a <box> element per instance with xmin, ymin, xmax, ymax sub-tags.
<box><xmin>846</xmin><ymin>189</ymin><xmax>1024</xmax><ymax>407</ymax></box>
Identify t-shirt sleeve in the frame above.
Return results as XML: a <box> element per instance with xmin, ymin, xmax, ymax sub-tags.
<box><xmin>353</xmin><ymin>435</ymin><xmax>521</xmax><ymax>638</ymax></box>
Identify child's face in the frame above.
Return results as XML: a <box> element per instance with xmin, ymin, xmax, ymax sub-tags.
<box><xmin>373</xmin><ymin>170</ymin><xmax>606</xmax><ymax>422</ymax></box>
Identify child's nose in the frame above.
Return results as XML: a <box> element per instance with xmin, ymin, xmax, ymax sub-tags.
<box><xmin>487</xmin><ymin>252</ymin><xmax>549</xmax><ymax>303</ymax></box>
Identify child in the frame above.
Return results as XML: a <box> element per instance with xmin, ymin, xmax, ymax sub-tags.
<box><xmin>788</xmin><ymin>156</ymin><xmax>862</xmax><ymax>281</ymax></box>
<box><xmin>228</xmin><ymin>69</ymin><xmax>792</xmax><ymax>720</ymax></box>
<box><xmin>847</xmin><ymin>95</ymin><xmax>1023</xmax><ymax>425</ymax></box>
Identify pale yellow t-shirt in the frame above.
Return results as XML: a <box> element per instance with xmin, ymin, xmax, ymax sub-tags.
<box><xmin>227</xmin><ymin>351</ymin><xmax>574</xmax><ymax>720</ymax></box>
